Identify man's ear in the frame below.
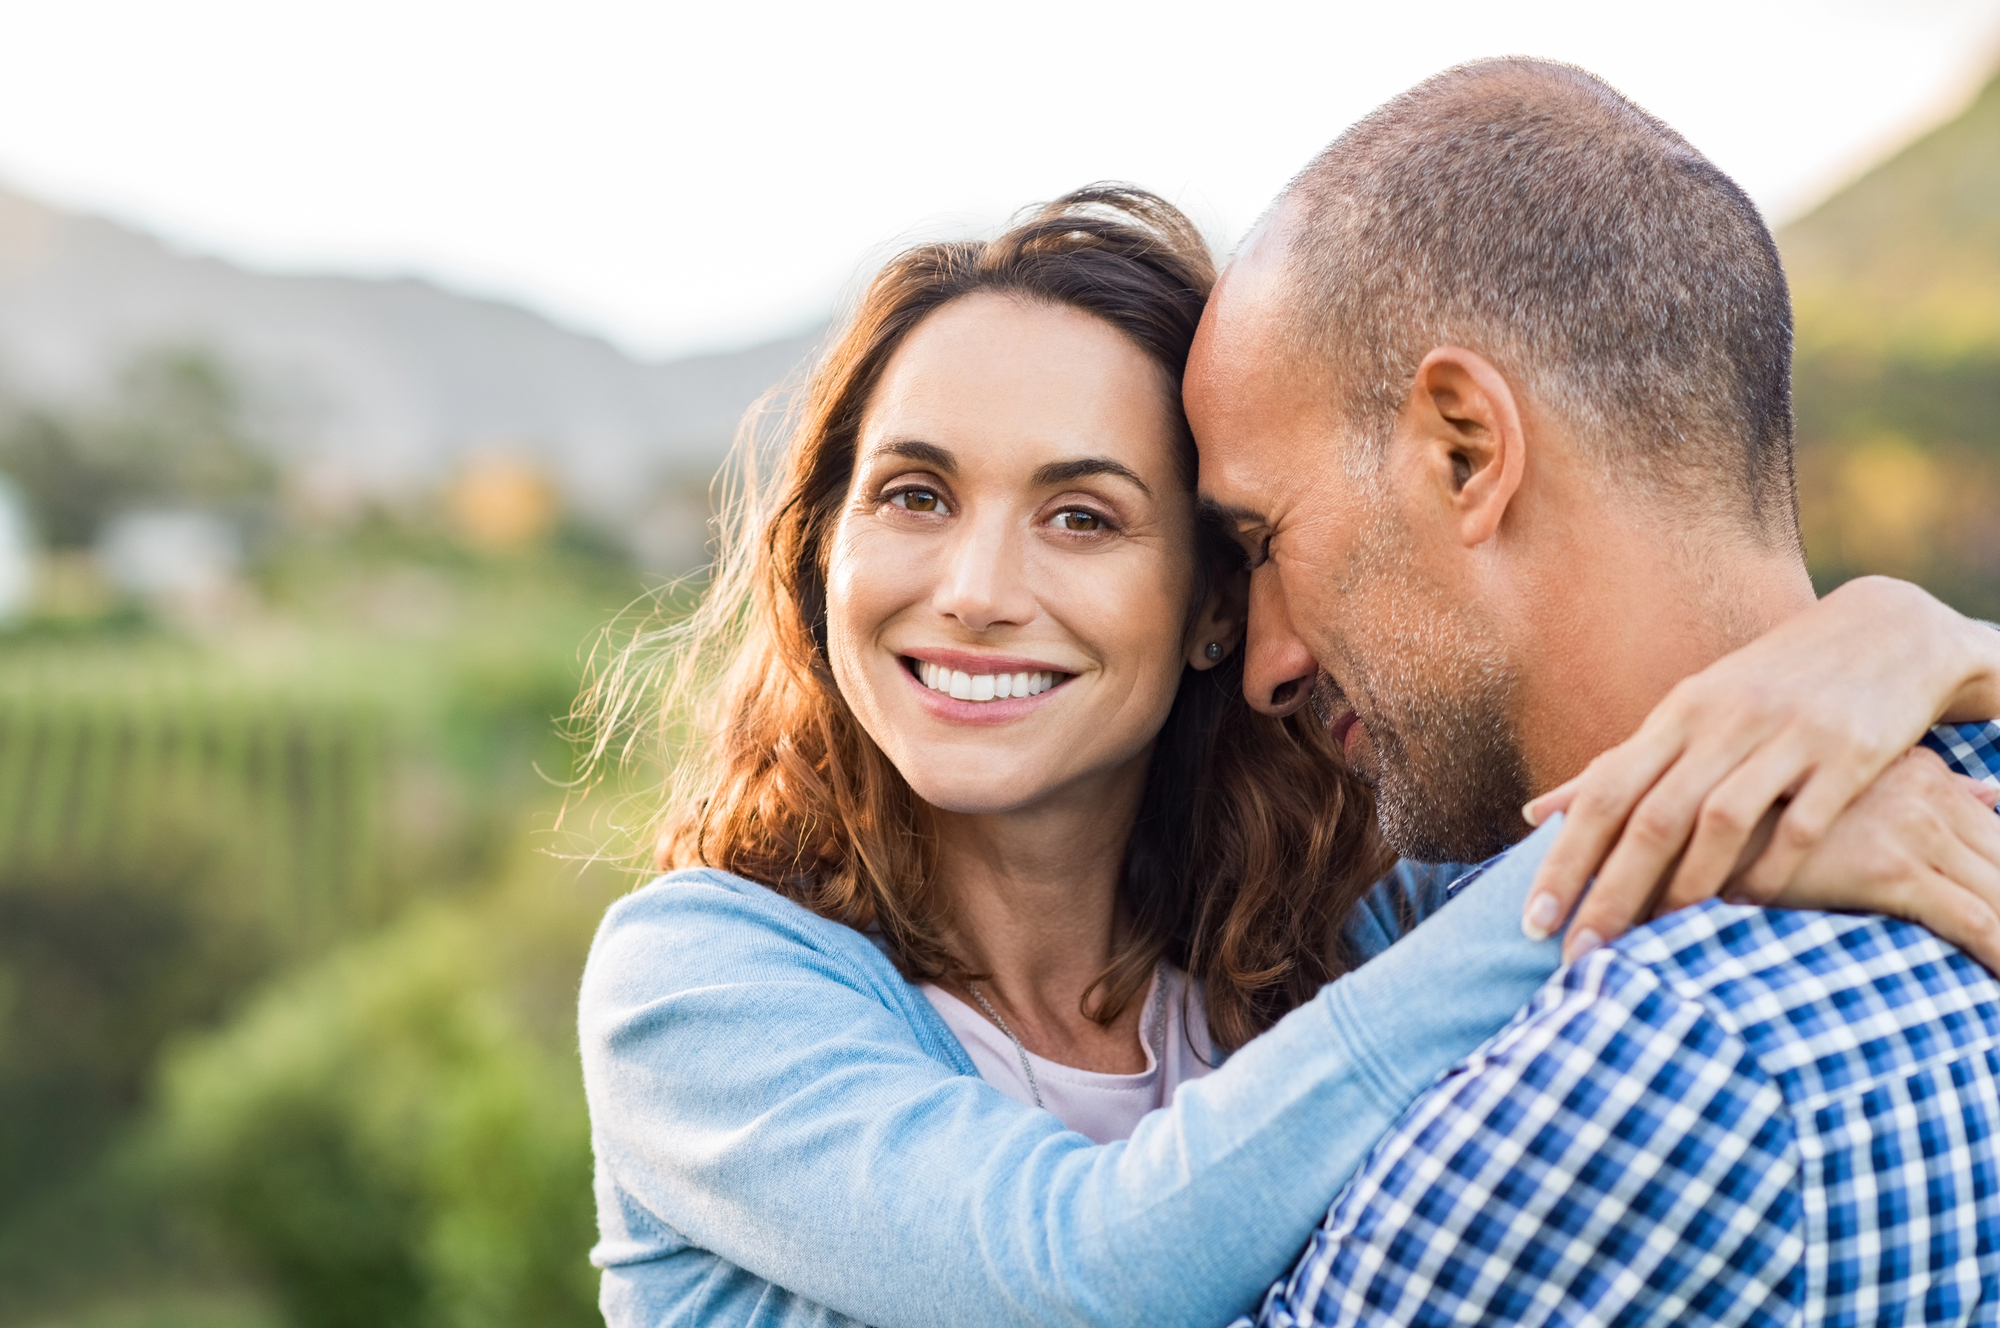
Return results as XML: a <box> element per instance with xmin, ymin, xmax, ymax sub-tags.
<box><xmin>1186</xmin><ymin>566</ymin><xmax>1249</xmax><ymax>671</ymax></box>
<box><xmin>1399</xmin><ymin>347</ymin><xmax>1527</xmax><ymax>547</ymax></box>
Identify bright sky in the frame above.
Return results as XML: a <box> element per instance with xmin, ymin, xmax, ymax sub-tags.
<box><xmin>1</xmin><ymin>0</ymin><xmax>1997</xmax><ymax>361</ymax></box>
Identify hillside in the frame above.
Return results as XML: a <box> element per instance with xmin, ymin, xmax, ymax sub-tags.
<box><xmin>0</xmin><ymin>186</ymin><xmax>820</xmax><ymax>517</ymax></box>
<box><xmin>1783</xmin><ymin>73</ymin><xmax>2000</xmax><ymax>358</ymax></box>
<box><xmin>1777</xmin><ymin>73</ymin><xmax>2000</xmax><ymax>614</ymax></box>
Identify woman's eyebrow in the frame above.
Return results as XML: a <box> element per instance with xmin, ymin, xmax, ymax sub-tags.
<box><xmin>1032</xmin><ymin>457</ymin><xmax>1152</xmax><ymax>497</ymax></box>
<box><xmin>878</xmin><ymin>439</ymin><xmax>956</xmax><ymax>472</ymax></box>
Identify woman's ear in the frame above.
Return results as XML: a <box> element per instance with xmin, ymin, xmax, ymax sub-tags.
<box><xmin>1186</xmin><ymin>566</ymin><xmax>1249</xmax><ymax>671</ymax></box>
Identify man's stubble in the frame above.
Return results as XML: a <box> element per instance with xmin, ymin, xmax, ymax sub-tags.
<box><xmin>1316</xmin><ymin>511</ymin><xmax>1535</xmax><ymax>865</ymax></box>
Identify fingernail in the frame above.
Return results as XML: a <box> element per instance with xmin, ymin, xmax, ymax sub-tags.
<box><xmin>1522</xmin><ymin>799</ymin><xmax>1543</xmax><ymax>827</ymax></box>
<box><xmin>1565</xmin><ymin>928</ymin><xmax>1605</xmax><ymax>963</ymax></box>
<box><xmin>1522</xmin><ymin>893</ymin><xmax>1561</xmax><ymax>941</ymax></box>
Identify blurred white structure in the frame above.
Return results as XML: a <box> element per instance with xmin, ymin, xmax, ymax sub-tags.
<box><xmin>0</xmin><ymin>476</ymin><xmax>32</xmax><ymax>621</ymax></box>
<box><xmin>98</xmin><ymin>509</ymin><xmax>241</xmax><ymax>609</ymax></box>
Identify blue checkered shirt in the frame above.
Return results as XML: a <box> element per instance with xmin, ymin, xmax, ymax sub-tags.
<box><xmin>1241</xmin><ymin>721</ymin><xmax>2000</xmax><ymax>1328</ymax></box>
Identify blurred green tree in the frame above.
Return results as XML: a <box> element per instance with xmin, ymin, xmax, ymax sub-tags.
<box><xmin>149</xmin><ymin>868</ymin><xmax>605</xmax><ymax>1328</ymax></box>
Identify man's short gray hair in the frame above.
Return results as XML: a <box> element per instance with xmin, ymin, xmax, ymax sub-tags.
<box><xmin>1274</xmin><ymin>58</ymin><xmax>1798</xmax><ymax>546</ymax></box>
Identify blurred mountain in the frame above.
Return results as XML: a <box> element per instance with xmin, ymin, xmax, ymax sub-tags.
<box><xmin>0</xmin><ymin>184</ymin><xmax>819</xmax><ymax>517</ymax></box>
<box><xmin>1778</xmin><ymin>69</ymin><xmax>2000</xmax><ymax>614</ymax></box>
<box><xmin>1783</xmin><ymin>71</ymin><xmax>2000</xmax><ymax>357</ymax></box>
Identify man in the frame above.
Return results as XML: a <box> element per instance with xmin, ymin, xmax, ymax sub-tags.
<box><xmin>1187</xmin><ymin>58</ymin><xmax>2000</xmax><ymax>1325</ymax></box>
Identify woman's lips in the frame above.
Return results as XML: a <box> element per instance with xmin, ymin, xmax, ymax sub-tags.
<box><xmin>901</xmin><ymin>648</ymin><xmax>1071</xmax><ymax>676</ymax></box>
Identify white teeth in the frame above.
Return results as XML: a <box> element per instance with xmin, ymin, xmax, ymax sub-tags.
<box><xmin>913</xmin><ymin>662</ymin><xmax>1064</xmax><ymax>703</ymax></box>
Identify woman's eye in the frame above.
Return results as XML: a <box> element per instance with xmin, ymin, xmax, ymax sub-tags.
<box><xmin>889</xmin><ymin>489</ymin><xmax>945</xmax><ymax>514</ymax></box>
<box><xmin>1050</xmin><ymin>509</ymin><xmax>1104</xmax><ymax>533</ymax></box>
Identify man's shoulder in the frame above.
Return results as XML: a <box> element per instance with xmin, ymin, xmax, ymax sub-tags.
<box><xmin>1601</xmin><ymin>901</ymin><xmax>2000</xmax><ymax>1108</ymax></box>
<box><xmin>1393</xmin><ymin>718</ymin><xmax>2000</xmax><ymax>1114</ymax></box>
<box><xmin>1518</xmin><ymin>717</ymin><xmax>2000</xmax><ymax>1096</ymax></box>
<box><xmin>1253</xmin><ymin>723</ymin><xmax>2000</xmax><ymax>1328</ymax></box>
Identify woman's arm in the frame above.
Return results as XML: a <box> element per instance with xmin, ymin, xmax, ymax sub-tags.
<box><xmin>579</xmin><ymin>850</ymin><xmax>1563</xmax><ymax>1328</ymax></box>
<box><xmin>1522</xmin><ymin>577</ymin><xmax>2000</xmax><ymax>959</ymax></box>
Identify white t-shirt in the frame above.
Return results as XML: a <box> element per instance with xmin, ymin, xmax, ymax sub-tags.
<box><xmin>921</xmin><ymin>966</ymin><xmax>1216</xmax><ymax>1144</ymax></box>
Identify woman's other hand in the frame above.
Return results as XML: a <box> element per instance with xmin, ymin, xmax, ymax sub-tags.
<box><xmin>1518</xmin><ymin>576</ymin><xmax>2000</xmax><ymax>962</ymax></box>
<box><xmin>1761</xmin><ymin>748</ymin><xmax>2000</xmax><ymax>971</ymax></box>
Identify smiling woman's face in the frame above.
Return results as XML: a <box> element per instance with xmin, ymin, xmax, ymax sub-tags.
<box><xmin>825</xmin><ymin>292</ymin><xmax>1202</xmax><ymax>817</ymax></box>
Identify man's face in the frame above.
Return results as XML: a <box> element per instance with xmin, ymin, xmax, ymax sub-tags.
<box><xmin>1185</xmin><ymin>240</ymin><xmax>1532</xmax><ymax>863</ymax></box>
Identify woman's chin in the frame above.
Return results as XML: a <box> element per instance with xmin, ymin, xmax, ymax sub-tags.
<box><xmin>900</xmin><ymin>769</ymin><xmax>1064</xmax><ymax>818</ymax></box>
<box><xmin>906</xmin><ymin>786</ymin><xmax>1043</xmax><ymax>818</ymax></box>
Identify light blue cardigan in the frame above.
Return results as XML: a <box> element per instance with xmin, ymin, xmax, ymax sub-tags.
<box><xmin>578</xmin><ymin>819</ymin><xmax>1565</xmax><ymax>1328</ymax></box>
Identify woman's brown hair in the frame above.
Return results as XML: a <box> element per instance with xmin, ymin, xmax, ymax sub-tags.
<box><xmin>581</xmin><ymin>185</ymin><xmax>1391</xmax><ymax>1049</ymax></box>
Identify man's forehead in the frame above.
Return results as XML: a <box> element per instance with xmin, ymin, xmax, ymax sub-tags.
<box><xmin>1200</xmin><ymin>243</ymin><xmax>1289</xmax><ymax>353</ymax></box>
<box><xmin>1188</xmin><ymin>204</ymin><xmax>1329</xmax><ymax>522</ymax></box>
<box><xmin>1188</xmin><ymin>236</ymin><xmax>1305</xmax><ymax>424</ymax></box>
<box><xmin>1189</xmin><ymin>310</ymin><xmax>1314</xmax><ymax>499</ymax></box>
<box><xmin>1193</xmin><ymin>374</ymin><xmax>1351</xmax><ymax>533</ymax></box>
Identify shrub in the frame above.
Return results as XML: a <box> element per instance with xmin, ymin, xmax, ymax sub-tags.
<box><xmin>149</xmin><ymin>884</ymin><xmax>602</xmax><ymax>1328</ymax></box>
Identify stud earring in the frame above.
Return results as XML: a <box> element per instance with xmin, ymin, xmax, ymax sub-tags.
<box><xmin>1204</xmin><ymin>641</ymin><xmax>1223</xmax><ymax>661</ymax></box>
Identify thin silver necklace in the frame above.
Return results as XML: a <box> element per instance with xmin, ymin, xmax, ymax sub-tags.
<box><xmin>965</xmin><ymin>967</ymin><xmax>1169</xmax><ymax>1113</ymax></box>
<box><xmin>966</xmin><ymin>981</ymin><xmax>1044</xmax><ymax>1109</ymax></box>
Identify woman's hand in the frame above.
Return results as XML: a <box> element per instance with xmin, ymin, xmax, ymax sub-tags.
<box><xmin>1518</xmin><ymin>576</ymin><xmax>2000</xmax><ymax>962</ymax></box>
<box><xmin>1759</xmin><ymin>748</ymin><xmax>2000</xmax><ymax>970</ymax></box>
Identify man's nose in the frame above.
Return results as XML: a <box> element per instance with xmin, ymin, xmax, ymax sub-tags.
<box><xmin>1243</xmin><ymin>567</ymin><xmax>1318</xmax><ymax>716</ymax></box>
<box><xmin>931</xmin><ymin>510</ymin><xmax>1033</xmax><ymax>631</ymax></box>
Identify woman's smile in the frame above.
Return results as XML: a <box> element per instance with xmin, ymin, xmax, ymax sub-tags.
<box><xmin>902</xmin><ymin>649</ymin><xmax>1073</xmax><ymax>711</ymax></box>
<box><xmin>913</xmin><ymin>660</ymin><xmax>1062</xmax><ymax>701</ymax></box>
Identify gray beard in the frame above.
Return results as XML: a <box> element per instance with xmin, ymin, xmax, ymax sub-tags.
<box><xmin>1317</xmin><ymin>658</ymin><xmax>1534</xmax><ymax>866</ymax></box>
<box><xmin>1323</xmin><ymin>504</ymin><xmax>1536</xmax><ymax>865</ymax></box>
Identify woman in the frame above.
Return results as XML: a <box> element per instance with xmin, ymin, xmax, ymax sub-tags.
<box><xmin>578</xmin><ymin>187</ymin><xmax>2000</xmax><ymax>1327</ymax></box>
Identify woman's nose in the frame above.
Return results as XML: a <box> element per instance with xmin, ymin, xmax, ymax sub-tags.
<box><xmin>1243</xmin><ymin>568</ymin><xmax>1318</xmax><ymax>716</ymax></box>
<box><xmin>931</xmin><ymin>512</ymin><xmax>1033</xmax><ymax>632</ymax></box>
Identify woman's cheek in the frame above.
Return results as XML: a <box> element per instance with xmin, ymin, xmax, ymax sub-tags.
<box><xmin>823</xmin><ymin>525</ymin><xmax>893</xmax><ymax>696</ymax></box>
<box><xmin>1073</xmin><ymin>549</ymin><xmax>1195</xmax><ymax>715</ymax></box>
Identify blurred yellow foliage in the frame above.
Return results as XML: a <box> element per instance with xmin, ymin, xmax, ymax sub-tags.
<box><xmin>1830</xmin><ymin>436</ymin><xmax>1944</xmax><ymax>573</ymax></box>
<box><xmin>448</xmin><ymin>455</ymin><xmax>559</xmax><ymax>551</ymax></box>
